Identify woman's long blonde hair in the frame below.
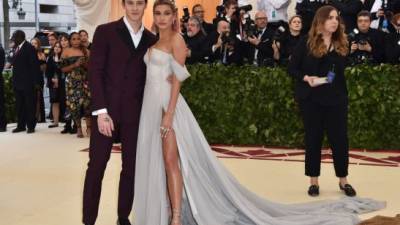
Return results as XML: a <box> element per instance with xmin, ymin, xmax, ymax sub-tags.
<box><xmin>308</xmin><ymin>5</ymin><xmax>348</xmax><ymax>58</ymax></box>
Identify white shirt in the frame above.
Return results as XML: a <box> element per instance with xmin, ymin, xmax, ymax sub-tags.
<box><xmin>123</xmin><ymin>16</ymin><xmax>145</xmax><ymax>48</ymax></box>
<box><xmin>254</xmin><ymin>27</ymin><xmax>267</xmax><ymax>63</ymax></box>
<box><xmin>17</xmin><ymin>41</ymin><xmax>25</xmax><ymax>51</ymax></box>
<box><xmin>92</xmin><ymin>17</ymin><xmax>145</xmax><ymax>116</ymax></box>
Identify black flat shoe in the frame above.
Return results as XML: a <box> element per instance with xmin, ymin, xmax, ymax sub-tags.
<box><xmin>117</xmin><ymin>218</ymin><xmax>131</xmax><ymax>225</ymax></box>
<box><xmin>12</xmin><ymin>127</ymin><xmax>26</xmax><ymax>133</ymax></box>
<box><xmin>339</xmin><ymin>183</ymin><xmax>357</xmax><ymax>197</ymax></box>
<box><xmin>308</xmin><ymin>185</ymin><xmax>319</xmax><ymax>197</ymax></box>
<box><xmin>70</xmin><ymin>126</ymin><xmax>77</xmax><ymax>134</ymax></box>
<box><xmin>27</xmin><ymin>128</ymin><xmax>35</xmax><ymax>134</ymax></box>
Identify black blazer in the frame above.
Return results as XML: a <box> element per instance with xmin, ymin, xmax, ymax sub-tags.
<box><xmin>288</xmin><ymin>36</ymin><xmax>348</xmax><ymax>105</ymax></box>
<box><xmin>184</xmin><ymin>32</ymin><xmax>208</xmax><ymax>64</ymax></box>
<box><xmin>245</xmin><ymin>28</ymin><xmax>275</xmax><ymax>66</ymax></box>
<box><xmin>10</xmin><ymin>42</ymin><xmax>41</xmax><ymax>91</ymax></box>
<box><xmin>206</xmin><ymin>31</ymin><xmax>242</xmax><ymax>65</ymax></box>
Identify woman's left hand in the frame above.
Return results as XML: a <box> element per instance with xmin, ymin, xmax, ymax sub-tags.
<box><xmin>160</xmin><ymin>113</ymin><xmax>173</xmax><ymax>139</ymax></box>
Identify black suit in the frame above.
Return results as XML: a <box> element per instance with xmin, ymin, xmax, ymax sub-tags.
<box><xmin>10</xmin><ymin>41</ymin><xmax>41</xmax><ymax>130</ymax></box>
<box><xmin>245</xmin><ymin>27</ymin><xmax>275</xmax><ymax>66</ymax></box>
<box><xmin>0</xmin><ymin>46</ymin><xmax>6</xmax><ymax>129</ymax></box>
<box><xmin>288</xmin><ymin>36</ymin><xmax>349</xmax><ymax>177</ymax></box>
<box><xmin>206</xmin><ymin>31</ymin><xmax>242</xmax><ymax>65</ymax></box>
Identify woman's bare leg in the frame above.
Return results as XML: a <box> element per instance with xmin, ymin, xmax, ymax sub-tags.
<box><xmin>162</xmin><ymin>127</ymin><xmax>183</xmax><ymax>225</ymax></box>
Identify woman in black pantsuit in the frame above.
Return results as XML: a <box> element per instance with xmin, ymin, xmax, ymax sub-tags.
<box><xmin>288</xmin><ymin>5</ymin><xmax>357</xmax><ymax>197</ymax></box>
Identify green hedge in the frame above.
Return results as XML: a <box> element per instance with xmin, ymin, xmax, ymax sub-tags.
<box><xmin>3</xmin><ymin>64</ymin><xmax>400</xmax><ymax>149</ymax></box>
<box><xmin>2</xmin><ymin>70</ymin><xmax>16</xmax><ymax>123</ymax></box>
<box><xmin>181</xmin><ymin>64</ymin><xmax>400</xmax><ymax>150</ymax></box>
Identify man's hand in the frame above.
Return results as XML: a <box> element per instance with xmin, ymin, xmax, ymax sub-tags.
<box><xmin>358</xmin><ymin>42</ymin><xmax>372</xmax><ymax>52</ymax></box>
<box><xmin>97</xmin><ymin>113</ymin><xmax>114</xmax><ymax>137</ymax></box>
<box><xmin>350</xmin><ymin>42</ymin><xmax>358</xmax><ymax>53</ymax></box>
<box><xmin>248</xmin><ymin>36</ymin><xmax>261</xmax><ymax>46</ymax></box>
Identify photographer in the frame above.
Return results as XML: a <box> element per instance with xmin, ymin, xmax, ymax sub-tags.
<box><xmin>245</xmin><ymin>11</ymin><xmax>275</xmax><ymax>66</ymax></box>
<box><xmin>274</xmin><ymin>15</ymin><xmax>304</xmax><ymax>66</ymax></box>
<box><xmin>183</xmin><ymin>16</ymin><xmax>208</xmax><ymax>64</ymax></box>
<box><xmin>192</xmin><ymin>4</ymin><xmax>215</xmax><ymax>34</ymax></box>
<box><xmin>296</xmin><ymin>0</ymin><xmax>326</xmax><ymax>33</ymax></box>
<box><xmin>370</xmin><ymin>0</ymin><xmax>400</xmax><ymax>32</ymax></box>
<box><xmin>327</xmin><ymin>0</ymin><xmax>363</xmax><ymax>33</ymax></box>
<box><xmin>384</xmin><ymin>13</ymin><xmax>400</xmax><ymax>63</ymax></box>
<box><xmin>214</xmin><ymin>0</ymin><xmax>243</xmax><ymax>37</ymax></box>
<box><xmin>207</xmin><ymin>20</ymin><xmax>242</xmax><ymax>65</ymax></box>
<box><xmin>349</xmin><ymin>11</ymin><xmax>385</xmax><ymax>64</ymax></box>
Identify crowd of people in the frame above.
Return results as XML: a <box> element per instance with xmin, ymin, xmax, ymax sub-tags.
<box><xmin>1</xmin><ymin>0</ymin><xmax>400</xmax><ymax>135</ymax></box>
<box><xmin>0</xmin><ymin>30</ymin><xmax>92</xmax><ymax>137</ymax></box>
<box><xmin>181</xmin><ymin>0</ymin><xmax>400</xmax><ymax>66</ymax></box>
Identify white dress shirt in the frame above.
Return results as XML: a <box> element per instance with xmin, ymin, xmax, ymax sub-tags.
<box><xmin>92</xmin><ymin>17</ymin><xmax>145</xmax><ymax>116</ymax></box>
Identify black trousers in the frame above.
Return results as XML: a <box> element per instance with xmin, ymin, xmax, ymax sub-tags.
<box><xmin>14</xmin><ymin>88</ymin><xmax>36</xmax><ymax>130</ymax></box>
<box><xmin>299</xmin><ymin>100</ymin><xmax>349</xmax><ymax>177</ymax></box>
<box><xmin>0</xmin><ymin>76</ymin><xmax>6</xmax><ymax>129</ymax></box>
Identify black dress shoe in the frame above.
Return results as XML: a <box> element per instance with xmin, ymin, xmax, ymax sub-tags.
<box><xmin>308</xmin><ymin>185</ymin><xmax>320</xmax><ymax>197</ymax></box>
<box><xmin>70</xmin><ymin>125</ymin><xmax>78</xmax><ymax>134</ymax></box>
<box><xmin>339</xmin><ymin>183</ymin><xmax>357</xmax><ymax>197</ymax></box>
<box><xmin>0</xmin><ymin>127</ymin><xmax>6</xmax><ymax>132</ymax></box>
<box><xmin>12</xmin><ymin>127</ymin><xmax>26</xmax><ymax>133</ymax></box>
<box><xmin>117</xmin><ymin>218</ymin><xmax>131</xmax><ymax>225</ymax></box>
<box><xmin>48</xmin><ymin>124</ymin><xmax>59</xmax><ymax>128</ymax></box>
<box><xmin>27</xmin><ymin>129</ymin><xmax>35</xmax><ymax>134</ymax></box>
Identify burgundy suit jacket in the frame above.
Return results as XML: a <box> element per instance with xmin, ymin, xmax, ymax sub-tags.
<box><xmin>89</xmin><ymin>18</ymin><xmax>157</xmax><ymax>123</ymax></box>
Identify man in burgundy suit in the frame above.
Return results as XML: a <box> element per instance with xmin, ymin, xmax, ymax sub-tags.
<box><xmin>83</xmin><ymin>0</ymin><xmax>157</xmax><ymax>225</ymax></box>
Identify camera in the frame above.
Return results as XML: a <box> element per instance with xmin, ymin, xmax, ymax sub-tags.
<box><xmin>273</xmin><ymin>25</ymin><xmax>286</xmax><ymax>42</ymax></box>
<box><xmin>242</xmin><ymin>14</ymin><xmax>258</xmax><ymax>38</ymax></box>
<box><xmin>182</xmin><ymin>7</ymin><xmax>190</xmax><ymax>23</ymax></box>
<box><xmin>221</xmin><ymin>31</ymin><xmax>236</xmax><ymax>46</ymax></box>
<box><xmin>180</xmin><ymin>7</ymin><xmax>190</xmax><ymax>33</ymax></box>
<box><xmin>238</xmin><ymin>4</ymin><xmax>252</xmax><ymax>13</ymax></box>
<box><xmin>349</xmin><ymin>29</ymin><xmax>370</xmax><ymax>45</ymax></box>
<box><xmin>216</xmin><ymin>5</ymin><xmax>225</xmax><ymax>18</ymax></box>
<box><xmin>235</xmin><ymin>4</ymin><xmax>252</xmax><ymax>18</ymax></box>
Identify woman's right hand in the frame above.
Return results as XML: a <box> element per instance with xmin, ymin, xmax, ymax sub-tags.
<box><xmin>303</xmin><ymin>75</ymin><xmax>321</xmax><ymax>87</ymax></box>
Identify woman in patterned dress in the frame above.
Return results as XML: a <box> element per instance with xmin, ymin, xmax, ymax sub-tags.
<box><xmin>60</xmin><ymin>32</ymin><xmax>91</xmax><ymax>138</ymax></box>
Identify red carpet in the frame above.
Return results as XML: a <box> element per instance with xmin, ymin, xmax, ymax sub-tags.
<box><xmin>80</xmin><ymin>145</ymin><xmax>400</xmax><ymax>167</ymax></box>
